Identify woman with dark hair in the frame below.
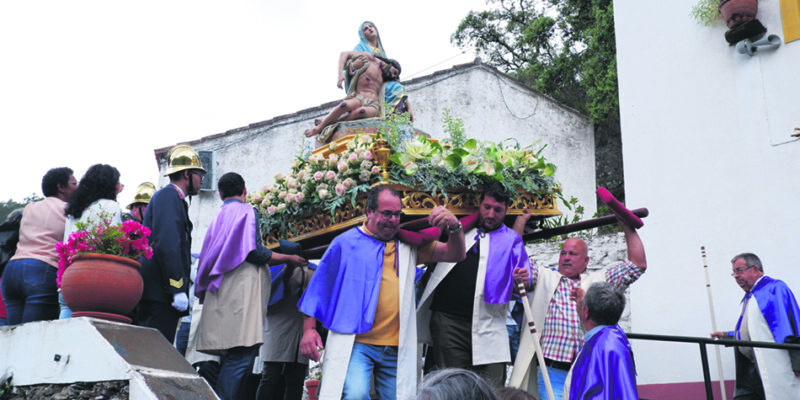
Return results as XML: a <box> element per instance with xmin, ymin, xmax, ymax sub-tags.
<box><xmin>59</xmin><ymin>164</ymin><xmax>124</xmax><ymax>318</ymax></box>
<box><xmin>0</xmin><ymin>167</ymin><xmax>77</xmax><ymax>325</ymax></box>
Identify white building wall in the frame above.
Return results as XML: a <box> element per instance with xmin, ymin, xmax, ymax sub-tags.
<box><xmin>158</xmin><ymin>64</ymin><xmax>596</xmax><ymax>254</ymax></box>
<box><xmin>614</xmin><ymin>0</ymin><xmax>800</xmax><ymax>387</ymax></box>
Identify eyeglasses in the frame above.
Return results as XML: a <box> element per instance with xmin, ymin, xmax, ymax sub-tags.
<box><xmin>372</xmin><ymin>209</ymin><xmax>403</xmax><ymax>220</ymax></box>
<box><xmin>731</xmin><ymin>265</ymin><xmax>756</xmax><ymax>276</ymax></box>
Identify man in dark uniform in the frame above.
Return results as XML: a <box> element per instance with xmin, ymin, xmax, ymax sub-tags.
<box><xmin>138</xmin><ymin>144</ymin><xmax>205</xmax><ymax>343</ymax></box>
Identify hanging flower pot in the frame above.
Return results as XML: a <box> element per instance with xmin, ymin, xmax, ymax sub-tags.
<box><xmin>60</xmin><ymin>253</ymin><xmax>144</xmax><ymax>323</ymax></box>
<box><xmin>719</xmin><ymin>0</ymin><xmax>758</xmax><ymax>29</ymax></box>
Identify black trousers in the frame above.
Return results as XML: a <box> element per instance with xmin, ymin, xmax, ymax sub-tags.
<box><xmin>733</xmin><ymin>347</ymin><xmax>765</xmax><ymax>400</ymax></box>
<box><xmin>137</xmin><ymin>300</ymin><xmax>181</xmax><ymax>344</ymax></box>
<box><xmin>256</xmin><ymin>361</ymin><xmax>308</xmax><ymax>400</ymax></box>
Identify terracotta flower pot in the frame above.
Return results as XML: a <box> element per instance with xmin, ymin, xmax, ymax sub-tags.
<box><xmin>305</xmin><ymin>379</ymin><xmax>320</xmax><ymax>400</ymax></box>
<box><xmin>60</xmin><ymin>253</ymin><xmax>143</xmax><ymax>324</ymax></box>
<box><xmin>719</xmin><ymin>0</ymin><xmax>758</xmax><ymax>29</ymax></box>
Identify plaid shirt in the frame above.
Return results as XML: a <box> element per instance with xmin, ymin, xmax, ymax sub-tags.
<box><xmin>531</xmin><ymin>258</ymin><xmax>644</xmax><ymax>362</ymax></box>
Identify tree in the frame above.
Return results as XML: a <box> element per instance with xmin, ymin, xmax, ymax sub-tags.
<box><xmin>452</xmin><ymin>0</ymin><xmax>624</xmax><ymax>204</ymax></box>
<box><xmin>0</xmin><ymin>194</ymin><xmax>41</xmax><ymax>222</ymax></box>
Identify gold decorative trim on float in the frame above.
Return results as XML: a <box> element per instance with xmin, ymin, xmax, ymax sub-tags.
<box><xmin>264</xmin><ymin>183</ymin><xmax>560</xmax><ymax>249</ymax></box>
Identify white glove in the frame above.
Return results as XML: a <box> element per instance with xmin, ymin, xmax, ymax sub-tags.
<box><xmin>171</xmin><ymin>292</ymin><xmax>189</xmax><ymax>312</ymax></box>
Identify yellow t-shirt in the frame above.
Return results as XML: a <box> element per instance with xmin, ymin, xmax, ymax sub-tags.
<box><xmin>355</xmin><ymin>236</ymin><xmax>400</xmax><ymax>345</ymax></box>
<box><xmin>354</xmin><ymin>225</ymin><xmax>438</xmax><ymax>346</ymax></box>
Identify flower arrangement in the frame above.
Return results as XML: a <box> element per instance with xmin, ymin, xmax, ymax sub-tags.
<box><xmin>57</xmin><ymin>217</ymin><xmax>154</xmax><ymax>271</ymax></box>
<box><xmin>248</xmin><ymin>110</ymin><xmax>562</xmax><ymax>238</ymax></box>
<box><xmin>389</xmin><ymin>135</ymin><xmax>557</xmax><ymax>197</ymax></box>
<box><xmin>248</xmin><ymin>134</ymin><xmax>381</xmax><ymax>238</ymax></box>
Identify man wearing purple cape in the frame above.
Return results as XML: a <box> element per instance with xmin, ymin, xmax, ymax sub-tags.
<box><xmin>711</xmin><ymin>253</ymin><xmax>800</xmax><ymax>399</ymax></box>
<box><xmin>194</xmin><ymin>172</ymin><xmax>307</xmax><ymax>400</ymax></box>
<box><xmin>297</xmin><ymin>185</ymin><xmax>466</xmax><ymax>400</ymax></box>
<box><xmin>416</xmin><ymin>183</ymin><xmax>532</xmax><ymax>387</ymax></box>
<box><xmin>564</xmin><ymin>282</ymin><xmax>638</xmax><ymax>399</ymax></box>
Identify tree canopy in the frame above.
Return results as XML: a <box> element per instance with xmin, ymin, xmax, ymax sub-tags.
<box><xmin>0</xmin><ymin>195</ymin><xmax>40</xmax><ymax>222</ymax></box>
<box><xmin>452</xmin><ymin>0</ymin><xmax>624</xmax><ymax>202</ymax></box>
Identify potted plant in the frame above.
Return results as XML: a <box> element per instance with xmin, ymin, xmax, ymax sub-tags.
<box><xmin>57</xmin><ymin>216</ymin><xmax>153</xmax><ymax>323</ymax></box>
<box><xmin>719</xmin><ymin>0</ymin><xmax>758</xmax><ymax>29</ymax></box>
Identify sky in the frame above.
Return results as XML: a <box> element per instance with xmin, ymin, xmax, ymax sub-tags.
<box><xmin>0</xmin><ymin>0</ymin><xmax>492</xmax><ymax>206</ymax></box>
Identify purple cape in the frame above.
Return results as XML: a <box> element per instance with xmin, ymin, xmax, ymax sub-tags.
<box><xmin>195</xmin><ymin>200</ymin><xmax>256</xmax><ymax>302</ymax></box>
<box><xmin>569</xmin><ymin>325</ymin><xmax>638</xmax><ymax>400</ymax></box>
<box><xmin>482</xmin><ymin>224</ymin><xmax>531</xmax><ymax>304</ymax></box>
<box><xmin>736</xmin><ymin>275</ymin><xmax>800</xmax><ymax>342</ymax></box>
<box><xmin>297</xmin><ymin>227</ymin><xmax>397</xmax><ymax>334</ymax></box>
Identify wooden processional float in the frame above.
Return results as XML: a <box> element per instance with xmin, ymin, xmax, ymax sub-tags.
<box><xmin>258</xmin><ymin>120</ymin><xmax>648</xmax><ymax>259</ymax></box>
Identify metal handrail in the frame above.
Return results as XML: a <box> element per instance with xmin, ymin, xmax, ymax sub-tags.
<box><xmin>625</xmin><ymin>332</ymin><xmax>800</xmax><ymax>400</ymax></box>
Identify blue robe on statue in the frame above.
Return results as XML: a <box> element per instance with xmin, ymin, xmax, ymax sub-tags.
<box><xmin>568</xmin><ymin>325</ymin><xmax>638</xmax><ymax>400</ymax></box>
<box><xmin>350</xmin><ymin>20</ymin><xmax>408</xmax><ymax>113</ymax></box>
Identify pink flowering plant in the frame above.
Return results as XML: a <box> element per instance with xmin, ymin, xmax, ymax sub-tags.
<box><xmin>57</xmin><ymin>217</ymin><xmax>154</xmax><ymax>271</ymax></box>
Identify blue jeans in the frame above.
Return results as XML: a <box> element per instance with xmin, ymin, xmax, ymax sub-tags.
<box><xmin>216</xmin><ymin>345</ymin><xmax>259</xmax><ymax>400</ymax></box>
<box><xmin>507</xmin><ymin>324</ymin><xmax>520</xmax><ymax>364</ymax></box>
<box><xmin>1</xmin><ymin>259</ymin><xmax>59</xmax><ymax>325</ymax></box>
<box><xmin>58</xmin><ymin>291</ymin><xmax>71</xmax><ymax>319</ymax></box>
<box><xmin>343</xmin><ymin>342</ymin><xmax>398</xmax><ymax>400</ymax></box>
<box><xmin>175</xmin><ymin>321</ymin><xmax>190</xmax><ymax>356</ymax></box>
<box><xmin>538</xmin><ymin>365</ymin><xmax>568</xmax><ymax>400</ymax></box>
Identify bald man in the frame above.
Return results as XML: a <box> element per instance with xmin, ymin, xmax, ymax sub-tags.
<box><xmin>510</xmin><ymin>213</ymin><xmax>647</xmax><ymax>399</ymax></box>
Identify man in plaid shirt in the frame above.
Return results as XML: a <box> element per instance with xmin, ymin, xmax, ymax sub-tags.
<box><xmin>510</xmin><ymin>212</ymin><xmax>647</xmax><ymax>399</ymax></box>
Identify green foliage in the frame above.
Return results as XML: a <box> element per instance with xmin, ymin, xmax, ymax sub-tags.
<box><xmin>527</xmin><ymin>196</ymin><xmax>591</xmax><ymax>243</ymax></box>
<box><xmin>377</xmin><ymin>108</ymin><xmax>414</xmax><ymax>150</ymax></box>
<box><xmin>441</xmin><ymin>108</ymin><xmax>466</xmax><ymax>148</ymax></box>
<box><xmin>592</xmin><ymin>204</ymin><xmax>622</xmax><ymax>234</ymax></box>
<box><xmin>0</xmin><ymin>195</ymin><xmax>40</xmax><ymax>222</ymax></box>
<box><xmin>388</xmin><ymin>110</ymin><xmax>559</xmax><ymax>201</ymax></box>
<box><xmin>453</xmin><ymin>0</ymin><xmax>617</xmax><ymax>123</ymax></box>
<box><xmin>691</xmin><ymin>0</ymin><xmax>722</xmax><ymax>26</ymax></box>
<box><xmin>0</xmin><ymin>377</ymin><xmax>11</xmax><ymax>398</ymax></box>
<box><xmin>453</xmin><ymin>0</ymin><xmax>626</xmax><ymax>206</ymax></box>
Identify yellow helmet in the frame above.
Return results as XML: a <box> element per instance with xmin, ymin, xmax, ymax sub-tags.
<box><xmin>165</xmin><ymin>144</ymin><xmax>207</xmax><ymax>176</ymax></box>
<box><xmin>127</xmin><ymin>182</ymin><xmax>156</xmax><ymax>209</ymax></box>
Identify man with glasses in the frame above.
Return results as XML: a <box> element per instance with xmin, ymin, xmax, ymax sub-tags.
<box><xmin>711</xmin><ymin>253</ymin><xmax>800</xmax><ymax>399</ymax></box>
<box><xmin>138</xmin><ymin>144</ymin><xmax>206</xmax><ymax>343</ymax></box>
<box><xmin>298</xmin><ymin>185</ymin><xmax>466</xmax><ymax>400</ymax></box>
<box><xmin>416</xmin><ymin>182</ymin><xmax>532</xmax><ymax>387</ymax></box>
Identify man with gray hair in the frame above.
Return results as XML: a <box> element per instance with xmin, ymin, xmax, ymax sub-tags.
<box><xmin>563</xmin><ymin>282</ymin><xmax>638</xmax><ymax>399</ymax></box>
<box><xmin>711</xmin><ymin>252</ymin><xmax>800</xmax><ymax>399</ymax></box>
